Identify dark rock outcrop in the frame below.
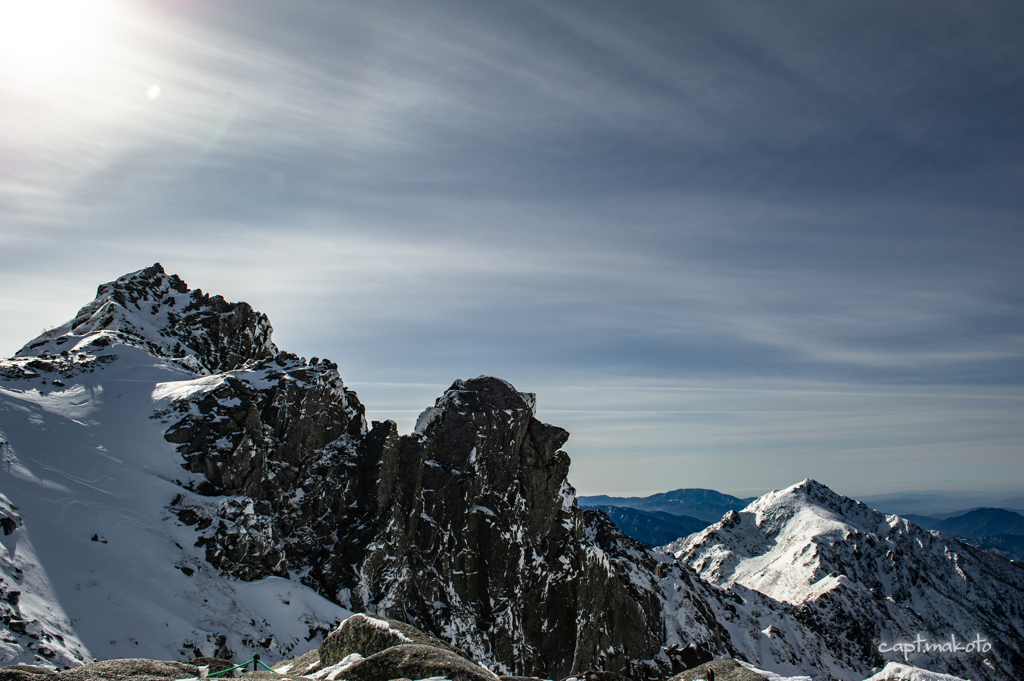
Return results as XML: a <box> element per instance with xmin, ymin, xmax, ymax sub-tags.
<box><xmin>346</xmin><ymin>377</ymin><xmax>666</xmax><ymax>679</ymax></box>
<box><xmin>163</xmin><ymin>352</ymin><xmax>367</xmax><ymax>500</ymax></box>
<box><xmin>161</xmin><ymin>369</ymin><xmax>675</xmax><ymax>678</ymax></box>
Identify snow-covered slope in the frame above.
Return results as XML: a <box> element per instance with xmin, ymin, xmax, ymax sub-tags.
<box><xmin>0</xmin><ymin>267</ymin><xmax>351</xmax><ymax>668</ymax></box>
<box><xmin>668</xmin><ymin>479</ymin><xmax>1024</xmax><ymax>681</ymax></box>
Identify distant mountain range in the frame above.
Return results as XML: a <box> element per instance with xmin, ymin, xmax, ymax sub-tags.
<box><xmin>858</xmin><ymin>491</ymin><xmax>1024</xmax><ymax>518</ymax></box>
<box><xmin>578</xmin><ymin>488</ymin><xmax>753</xmax><ymax>523</ymax></box>
<box><xmin>581</xmin><ymin>506</ymin><xmax>710</xmax><ymax>547</ymax></box>
<box><xmin>582</xmin><ymin>489</ymin><xmax>1024</xmax><ymax>562</ymax></box>
<box><xmin>896</xmin><ymin>507</ymin><xmax>1024</xmax><ymax>562</ymax></box>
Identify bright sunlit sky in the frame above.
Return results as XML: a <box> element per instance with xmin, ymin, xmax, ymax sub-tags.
<box><xmin>2</xmin><ymin>0</ymin><xmax>1022</xmax><ymax>499</ymax></box>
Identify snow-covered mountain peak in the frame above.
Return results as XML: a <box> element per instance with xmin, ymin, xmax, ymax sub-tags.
<box><xmin>16</xmin><ymin>264</ymin><xmax>277</xmax><ymax>375</ymax></box>
<box><xmin>740</xmin><ymin>478</ymin><xmax>888</xmax><ymax>540</ymax></box>
<box><xmin>671</xmin><ymin>479</ymin><xmax>1024</xmax><ymax>679</ymax></box>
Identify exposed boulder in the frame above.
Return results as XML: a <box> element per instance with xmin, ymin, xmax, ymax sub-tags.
<box><xmin>339</xmin><ymin>644</ymin><xmax>499</xmax><ymax>681</ymax></box>
<box><xmin>562</xmin><ymin>672</ymin><xmax>630</xmax><ymax>681</ymax></box>
<box><xmin>0</xmin><ymin>667</ymin><xmax>57</xmax><ymax>681</ymax></box>
<box><xmin>56</xmin><ymin>659</ymin><xmax>200</xmax><ymax>681</ymax></box>
<box><xmin>189</xmin><ymin>658</ymin><xmax>234</xmax><ymax>675</ymax></box>
<box><xmin>271</xmin><ymin>649</ymin><xmax>320</xmax><ymax>677</ymax></box>
<box><xmin>318</xmin><ymin>613</ymin><xmax>464</xmax><ymax>667</ymax></box>
<box><xmin>668</xmin><ymin>657</ymin><xmax>768</xmax><ymax>681</ymax></box>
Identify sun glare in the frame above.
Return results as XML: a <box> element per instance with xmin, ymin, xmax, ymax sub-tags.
<box><xmin>0</xmin><ymin>0</ymin><xmax>115</xmax><ymax>76</ymax></box>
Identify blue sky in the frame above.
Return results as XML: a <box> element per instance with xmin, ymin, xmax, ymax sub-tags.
<box><xmin>1</xmin><ymin>0</ymin><xmax>1022</xmax><ymax>498</ymax></box>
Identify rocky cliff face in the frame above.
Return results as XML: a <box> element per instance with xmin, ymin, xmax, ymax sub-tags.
<box><xmin>163</xmin><ymin>370</ymin><xmax>674</xmax><ymax>678</ymax></box>
<box><xmin>347</xmin><ymin>377</ymin><xmax>667</xmax><ymax>678</ymax></box>
<box><xmin>51</xmin><ymin>267</ymin><xmax>670</xmax><ymax>678</ymax></box>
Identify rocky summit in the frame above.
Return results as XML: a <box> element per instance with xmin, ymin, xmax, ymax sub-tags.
<box><xmin>1</xmin><ymin>265</ymin><xmax>1022</xmax><ymax>681</ymax></box>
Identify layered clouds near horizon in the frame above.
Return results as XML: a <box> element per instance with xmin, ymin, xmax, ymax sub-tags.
<box><xmin>2</xmin><ymin>0</ymin><xmax>1022</xmax><ymax>498</ymax></box>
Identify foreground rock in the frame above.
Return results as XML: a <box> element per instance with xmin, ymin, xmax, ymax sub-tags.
<box><xmin>0</xmin><ymin>666</ymin><xmax>56</xmax><ymax>681</ymax></box>
<box><xmin>337</xmin><ymin>644</ymin><xmax>499</xmax><ymax>681</ymax></box>
<box><xmin>668</xmin><ymin>658</ymin><xmax>768</xmax><ymax>680</ymax></box>
<box><xmin>0</xmin><ymin>660</ymin><xmax>199</xmax><ymax>681</ymax></box>
<box><xmin>317</xmin><ymin>614</ymin><xmax>465</xmax><ymax>667</ymax></box>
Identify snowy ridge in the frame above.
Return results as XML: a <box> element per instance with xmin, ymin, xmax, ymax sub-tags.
<box><xmin>668</xmin><ymin>480</ymin><xmax>878</xmax><ymax>604</ymax></box>
<box><xmin>0</xmin><ymin>357</ymin><xmax>351</xmax><ymax>667</ymax></box>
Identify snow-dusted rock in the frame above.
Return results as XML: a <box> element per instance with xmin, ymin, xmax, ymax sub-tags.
<box><xmin>318</xmin><ymin>613</ymin><xmax>464</xmax><ymax>667</ymax></box>
<box><xmin>16</xmin><ymin>264</ymin><xmax>276</xmax><ymax>375</ymax></box>
<box><xmin>338</xmin><ymin>644</ymin><xmax>500</xmax><ymax>681</ymax></box>
<box><xmin>668</xmin><ymin>656</ymin><xmax>773</xmax><ymax>680</ymax></box>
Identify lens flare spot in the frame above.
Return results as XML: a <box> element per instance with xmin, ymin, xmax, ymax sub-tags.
<box><xmin>0</xmin><ymin>0</ymin><xmax>113</xmax><ymax>74</ymax></box>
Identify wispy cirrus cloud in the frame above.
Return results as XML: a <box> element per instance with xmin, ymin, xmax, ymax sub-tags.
<box><xmin>1</xmin><ymin>0</ymin><xmax>1022</xmax><ymax>496</ymax></box>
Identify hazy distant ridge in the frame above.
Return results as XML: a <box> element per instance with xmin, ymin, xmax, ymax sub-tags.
<box><xmin>578</xmin><ymin>488</ymin><xmax>753</xmax><ymax>523</ymax></box>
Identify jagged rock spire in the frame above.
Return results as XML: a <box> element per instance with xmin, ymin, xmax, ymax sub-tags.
<box><xmin>17</xmin><ymin>263</ymin><xmax>277</xmax><ymax>375</ymax></box>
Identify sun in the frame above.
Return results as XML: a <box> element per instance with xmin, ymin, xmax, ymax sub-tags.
<box><xmin>0</xmin><ymin>0</ymin><xmax>114</xmax><ymax>76</ymax></box>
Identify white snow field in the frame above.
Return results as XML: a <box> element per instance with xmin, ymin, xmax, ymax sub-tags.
<box><xmin>0</xmin><ymin>342</ymin><xmax>351</xmax><ymax>668</ymax></box>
